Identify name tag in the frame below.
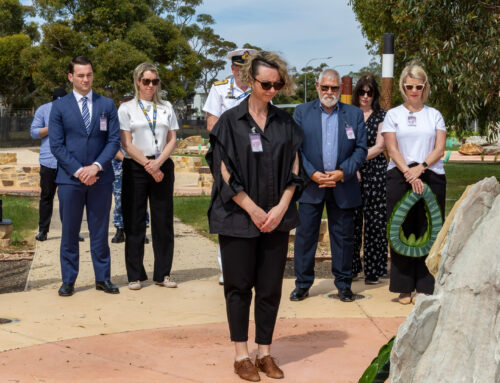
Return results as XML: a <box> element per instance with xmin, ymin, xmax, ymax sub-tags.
<box><xmin>345</xmin><ymin>126</ymin><xmax>355</xmax><ymax>140</ymax></box>
<box><xmin>100</xmin><ymin>115</ymin><xmax>107</xmax><ymax>131</ymax></box>
<box><xmin>249</xmin><ymin>133</ymin><xmax>263</xmax><ymax>152</ymax></box>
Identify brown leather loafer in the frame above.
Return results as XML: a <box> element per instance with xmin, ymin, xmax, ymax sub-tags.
<box><xmin>255</xmin><ymin>355</ymin><xmax>284</xmax><ymax>379</ymax></box>
<box><xmin>234</xmin><ymin>358</ymin><xmax>260</xmax><ymax>382</ymax></box>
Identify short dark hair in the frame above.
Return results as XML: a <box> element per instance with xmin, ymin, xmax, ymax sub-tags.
<box><xmin>67</xmin><ymin>56</ymin><xmax>93</xmax><ymax>74</ymax></box>
<box><xmin>353</xmin><ymin>74</ymin><xmax>381</xmax><ymax>113</ymax></box>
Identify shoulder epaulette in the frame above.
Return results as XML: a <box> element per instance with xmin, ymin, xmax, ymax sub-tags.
<box><xmin>214</xmin><ymin>79</ymin><xmax>229</xmax><ymax>86</ymax></box>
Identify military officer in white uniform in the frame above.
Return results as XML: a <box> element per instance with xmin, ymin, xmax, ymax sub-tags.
<box><xmin>203</xmin><ymin>48</ymin><xmax>258</xmax><ymax>285</ymax></box>
<box><xmin>203</xmin><ymin>48</ymin><xmax>258</xmax><ymax>132</ymax></box>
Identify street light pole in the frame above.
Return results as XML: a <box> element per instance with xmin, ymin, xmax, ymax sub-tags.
<box><xmin>303</xmin><ymin>56</ymin><xmax>332</xmax><ymax>102</ymax></box>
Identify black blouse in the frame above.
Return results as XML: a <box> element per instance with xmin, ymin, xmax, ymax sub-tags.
<box><xmin>206</xmin><ymin>97</ymin><xmax>304</xmax><ymax>238</ymax></box>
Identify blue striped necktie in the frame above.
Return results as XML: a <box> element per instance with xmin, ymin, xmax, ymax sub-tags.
<box><xmin>82</xmin><ymin>96</ymin><xmax>91</xmax><ymax>135</ymax></box>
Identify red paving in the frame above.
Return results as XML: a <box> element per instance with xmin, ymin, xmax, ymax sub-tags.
<box><xmin>0</xmin><ymin>317</ymin><xmax>404</xmax><ymax>383</ymax></box>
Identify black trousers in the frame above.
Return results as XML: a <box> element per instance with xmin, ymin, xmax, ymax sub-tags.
<box><xmin>219</xmin><ymin>231</ymin><xmax>289</xmax><ymax>345</ymax></box>
<box><xmin>122</xmin><ymin>158</ymin><xmax>175</xmax><ymax>283</ymax></box>
<box><xmin>387</xmin><ymin>166</ymin><xmax>446</xmax><ymax>294</ymax></box>
<box><xmin>38</xmin><ymin>165</ymin><xmax>58</xmax><ymax>233</ymax></box>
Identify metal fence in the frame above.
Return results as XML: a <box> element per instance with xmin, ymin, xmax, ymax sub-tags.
<box><xmin>0</xmin><ymin>116</ymin><xmax>208</xmax><ymax>148</ymax></box>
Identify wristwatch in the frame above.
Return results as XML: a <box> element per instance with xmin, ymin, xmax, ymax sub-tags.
<box><xmin>421</xmin><ymin>161</ymin><xmax>429</xmax><ymax>169</ymax></box>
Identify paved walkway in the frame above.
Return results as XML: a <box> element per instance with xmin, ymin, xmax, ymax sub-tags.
<box><xmin>0</xmin><ymin>147</ymin><xmax>414</xmax><ymax>382</ymax></box>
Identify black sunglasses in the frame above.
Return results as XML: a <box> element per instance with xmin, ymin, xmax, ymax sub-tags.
<box><xmin>141</xmin><ymin>78</ymin><xmax>160</xmax><ymax>86</ymax></box>
<box><xmin>254</xmin><ymin>78</ymin><xmax>285</xmax><ymax>91</ymax></box>
<box><xmin>358</xmin><ymin>89</ymin><xmax>374</xmax><ymax>97</ymax></box>
<box><xmin>320</xmin><ymin>85</ymin><xmax>340</xmax><ymax>92</ymax></box>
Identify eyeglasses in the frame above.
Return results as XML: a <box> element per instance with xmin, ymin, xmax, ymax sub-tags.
<box><xmin>254</xmin><ymin>79</ymin><xmax>285</xmax><ymax>91</ymax></box>
<box><xmin>404</xmin><ymin>83</ymin><xmax>425</xmax><ymax>91</ymax></box>
<box><xmin>320</xmin><ymin>85</ymin><xmax>340</xmax><ymax>92</ymax></box>
<box><xmin>141</xmin><ymin>78</ymin><xmax>160</xmax><ymax>86</ymax></box>
<box><xmin>358</xmin><ymin>89</ymin><xmax>374</xmax><ymax>97</ymax></box>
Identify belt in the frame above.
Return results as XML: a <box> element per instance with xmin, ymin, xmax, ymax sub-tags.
<box><xmin>146</xmin><ymin>155</ymin><xmax>156</xmax><ymax>159</ymax></box>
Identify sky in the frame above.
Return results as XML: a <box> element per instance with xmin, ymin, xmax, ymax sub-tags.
<box><xmin>197</xmin><ymin>0</ymin><xmax>374</xmax><ymax>75</ymax></box>
<box><xmin>21</xmin><ymin>0</ymin><xmax>374</xmax><ymax>76</ymax></box>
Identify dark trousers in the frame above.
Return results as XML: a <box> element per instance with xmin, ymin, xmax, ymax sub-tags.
<box><xmin>122</xmin><ymin>158</ymin><xmax>175</xmax><ymax>283</ymax></box>
<box><xmin>38</xmin><ymin>165</ymin><xmax>57</xmax><ymax>233</ymax></box>
<box><xmin>58</xmin><ymin>182</ymin><xmax>112</xmax><ymax>283</ymax></box>
<box><xmin>219</xmin><ymin>231</ymin><xmax>289</xmax><ymax>345</ymax></box>
<box><xmin>387</xmin><ymin>167</ymin><xmax>446</xmax><ymax>294</ymax></box>
<box><xmin>294</xmin><ymin>190</ymin><xmax>355</xmax><ymax>291</ymax></box>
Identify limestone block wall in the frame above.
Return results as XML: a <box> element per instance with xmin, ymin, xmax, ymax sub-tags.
<box><xmin>0</xmin><ymin>153</ymin><xmax>17</xmax><ymax>165</ymax></box>
<box><xmin>171</xmin><ymin>155</ymin><xmax>203</xmax><ymax>173</ymax></box>
<box><xmin>0</xmin><ymin>165</ymin><xmax>40</xmax><ymax>188</ymax></box>
<box><xmin>197</xmin><ymin>166</ymin><xmax>213</xmax><ymax>188</ymax></box>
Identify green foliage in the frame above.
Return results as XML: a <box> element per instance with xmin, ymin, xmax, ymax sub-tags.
<box><xmin>359</xmin><ymin>337</ymin><xmax>395</xmax><ymax>383</ymax></box>
<box><xmin>173</xmin><ymin>196</ymin><xmax>217</xmax><ymax>243</ymax></box>
<box><xmin>349</xmin><ymin>0</ymin><xmax>499</xmax><ymax>136</ymax></box>
<box><xmin>1</xmin><ymin>196</ymin><xmax>38</xmax><ymax>247</ymax></box>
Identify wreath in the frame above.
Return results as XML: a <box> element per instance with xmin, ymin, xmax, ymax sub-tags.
<box><xmin>387</xmin><ymin>183</ymin><xmax>443</xmax><ymax>257</ymax></box>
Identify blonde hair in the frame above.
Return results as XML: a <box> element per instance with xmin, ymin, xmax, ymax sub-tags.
<box><xmin>133</xmin><ymin>62</ymin><xmax>164</xmax><ymax>105</ymax></box>
<box><xmin>399</xmin><ymin>63</ymin><xmax>430</xmax><ymax>103</ymax></box>
<box><xmin>239</xmin><ymin>51</ymin><xmax>295</xmax><ymax>96</ymax></box>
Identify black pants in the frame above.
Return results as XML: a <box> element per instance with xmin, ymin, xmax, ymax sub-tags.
<box><xmin>387</xmin><ymin>166</ymin><xmax>446</xmax><ymax>294</ymax></box>
<box><xmin>122</xmin><ymin>158</ymin><xmax>175</xmax><ymax>283</ymax></box>
<box><xmin>38</xmin><ymin>165</ymin><xmax>57</xmax><ymax>233</ymax></box>
<box><xmin>219</xmin><ymin>231</ymin><xmax>289</xmax><ymax>345</ymax></box>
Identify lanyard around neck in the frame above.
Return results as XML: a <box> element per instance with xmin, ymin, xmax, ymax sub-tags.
<box><xmin>138</xmin><ymin>100</ymin><xmax>157</xmax><ymax>134</ymax></box>
<box><xmin>229</xmin><ymin>77</ymin><xmax>251</xmax><ymax>100</ymax></box>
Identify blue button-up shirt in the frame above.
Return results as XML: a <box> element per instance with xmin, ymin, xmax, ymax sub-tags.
<box><xmin>30</xmin><ymin>102</ymin><xmax>57</xmax><ymax>169</ymax></box>
<box><xmin>321</xmin><ymin>103</ymin><xmax>339</xmax><ymax>172</ymax></box>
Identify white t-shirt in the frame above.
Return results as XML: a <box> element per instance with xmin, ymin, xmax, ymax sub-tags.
<box><xmin>381</xmin><ymin>104</ymin><xmax>446</xmax><ymax>174</ymax></box>
<box><xmin>118</xmin><ymin>99</ymin><xmax>179</xmax><ymax>158</ymax></box>
<box><xmin>202</xmin><ymin>76</ymin><xmax>250</xmax><ymax>118</ymax></box>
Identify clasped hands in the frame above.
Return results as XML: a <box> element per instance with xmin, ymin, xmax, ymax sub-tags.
<box><xmin>403</xmin><ymin>165</ymin><xmax>425</xmax><ymax>194</ymax></box>
<box><xmin>144</xmin><ymin>159</ymin><xmax>164</xmax><ymax>182</ymax></box>
<box><xmin>249</xmin><ymin>204</ymin><xmax>286</xmax><ymax>233</ymax></box>
<box><xmin>311</xmin><ymin>170</ymin><xmax>344</xmax><ymax>188</ymax></box>
<box><xmin>78</xmin><ymin>164</ymin><xmax>99</xmax><ymax>186</ymax></box>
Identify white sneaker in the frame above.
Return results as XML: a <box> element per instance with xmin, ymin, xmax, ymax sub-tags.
<box><xmin>156</xmin><ymin>276</ymin><xmax>177</xmax><ymax>288</ymax></box>
<box><xmin>128</xmin><ymin>280</ymin><xmax>141</xmax><ymax>290</ymax></box>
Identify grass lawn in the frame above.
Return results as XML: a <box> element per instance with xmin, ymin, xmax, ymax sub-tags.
<box><xmin>1</xmin><ymin>196</ymin><xmax>38</xmax><ymax>248</ymax></box>
<box><xmin>174</xmin><ymin>163</ymin><xmax>499</xmax><ymax>241</ymax></box>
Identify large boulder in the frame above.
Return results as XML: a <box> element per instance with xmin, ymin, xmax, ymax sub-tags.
<box><xmin>390</xmin><ymin>177</ymin><xmax>500</xmax><ymax>383</ymax></box>
<box><xmin>464</xmin><ymin>136</ymin><xmax>489</xmax><ymax>146</ymax></box>
<box><xmin>458</xmin><ymin>143</ymin><xmax>484</xmax><ymax>155</ymax></box>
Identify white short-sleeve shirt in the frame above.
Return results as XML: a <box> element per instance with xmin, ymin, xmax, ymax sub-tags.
<box><xmin>202</xmin><ymin>76</ymin><xmax>250</xmax><ymax>118</ymax></box>
<box><xmin>381</xmin><ymin>104</ymin><xmax>446</xmax><ymax>174</ymax></box>
<box><xmin>118</xmin><ymin>99</ymin><xmax>179</xmax><ymax>158</ymax></box>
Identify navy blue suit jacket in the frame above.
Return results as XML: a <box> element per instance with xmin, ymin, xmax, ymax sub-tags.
<box><xmin>49</xmin><ymin>92</ymin><xmax>120</xmax><ymax>185</ymax></box>
<box><xmin>294</xmin><ymin>100</ymin><xmax>367</xmax><ymax>208</ymax></box>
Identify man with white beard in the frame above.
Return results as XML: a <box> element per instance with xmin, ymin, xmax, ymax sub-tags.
<box><xmin>290</xmin><ymin>69</ymin><xmax>367</xmax><ymax>303</ymax></box>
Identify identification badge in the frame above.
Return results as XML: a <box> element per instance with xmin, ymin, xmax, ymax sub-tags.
<box><xmin>249</xmin><ymin>133</ymin><xmax>263</xmax><ymax>152</ymax></box>
<box><xmin>99</xmin><ymin>115</ymin><xmax>107</xmax><ymax>131</ymax></box>
<box><xmin>345</xmin><ymin>126</ymin><xmax>355</xmax><ymax>140</ymax></box>
<box><xmin>408</xmin><ymin>114</ymin><xmax>416</xmax><ymax>127</ymax></box>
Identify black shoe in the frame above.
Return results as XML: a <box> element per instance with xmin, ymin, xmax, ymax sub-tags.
<box><xmin>95</xmin><ymin>280</ymin><xmax>120</xmax><ymax>294</ymax></box>
<box><xmin>365</xmin><ymin>276</ymin><xmax>381</xmax><ymax>285</ymax></box>
<box><xmin>290</xmin><ymin>287</ymin><xmax>309</xmax><ymax>301</ymax></box>
<box><xmin>35</xmin><ymin>231</ymin><xmax>47</xmax><ymax>241</ymax></box>
<box><xmin>338</xmin><ymin>287</ymin><xmax>355</xmax><ymax>302</ymax></box>
<box><xmin>144</xmin><ymin>236</ymin><xmax>149</xmax><ymax>244</ymax></box>
<box><xmin>111</xmin><ymin>228</ymin><xmax>125</xmax><ymax>243</ymax></box>
<box><xmin>58</xmin><ymin>282</ymin><xmax>75</xmax><ymax>296</ymax></box>
<box><xmin>79</xmin><ymin>235</ymin><xmax>84</xmax><ymax>242</ymax></box>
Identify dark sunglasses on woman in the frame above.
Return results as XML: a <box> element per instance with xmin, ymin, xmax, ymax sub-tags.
<box><xmin>255</xmin><ymin>79</ymin><xmax>285</xmax><ymax>91</ymax></box>
<box><xmin>141</xmin><ymin>78</ymin><xmax>160</xmax><ymax>86</ymax></box>
<box><xmin>358</xmin><ymin>89</ymin><xmax>374</xmax><ymax>97</ymax></box>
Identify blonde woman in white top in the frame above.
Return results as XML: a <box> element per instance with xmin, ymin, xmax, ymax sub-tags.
<box><xmin>381</xmin><ymin>63</ymin><xmax>446</xmax><ymax>305</ymax></box>
<box><xmin>119</xmin><ymin>62</ymin><xmax>179</xmax><ymax>290</ymax></box>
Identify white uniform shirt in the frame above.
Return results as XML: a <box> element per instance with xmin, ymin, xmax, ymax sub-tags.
<box><xmin>202</xmin><ymin>76</ymin><xmax>251</xmax><ymax>118</ymax></box>
<box><xmin>381</xmin><ymin>104</ymin><xmax>446</xmax><ymax>174</ymax></box>
<box><xmin>118</xmin><ymin>99</ymin><xmax>179</xmax><ymax>158</ymax></box>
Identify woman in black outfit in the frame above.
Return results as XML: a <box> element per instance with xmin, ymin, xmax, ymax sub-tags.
<box><xmin>351</xmin><ymin>75</ymin><xmax>388</xmax><ymax>284</ymax></box>
<box><xmin>207</xmin><ymin>51</ymin><xmax>302</xmax><ymax>382</ymax></box>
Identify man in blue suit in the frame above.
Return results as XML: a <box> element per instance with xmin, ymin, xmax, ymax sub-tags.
<box><xmin>291</xmin><ymin>69</ymin><xmax>367</xmax><ymax>302</ymax></box>
<box><xmin>49</xmin><ymin>56</ymin><xmax>121</xmax><ymax>296</ymax></box>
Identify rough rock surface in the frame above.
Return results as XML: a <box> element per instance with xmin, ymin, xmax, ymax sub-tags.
<box><xmin>390</xmin><ymin>177</ymin><xmax>500</xmax><ymax>383</ymax></box>
<box><xmin>464</xmin><ymin>136</ymin><xmax>489</xmax><ymax>146</ymax></box>
<box><xmin>482</xmin><ymin>145</ymin><xmax>500</xmax><ymax>155</ymax></box>
<box><xmin>458</xmin><ymin>143</ymin><xmax>484</xmax><ymax>155</ymax></box>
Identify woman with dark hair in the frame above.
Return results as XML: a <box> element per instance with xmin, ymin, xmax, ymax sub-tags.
<box><xmin>351</xmin><ymin>75</ymin><xmax>388</xmax><ymax>284</ymax></box>
<box><xmin>207</xmin><ymin>51</ymin><xmax>302</xmax><ymax>381</ymax></box>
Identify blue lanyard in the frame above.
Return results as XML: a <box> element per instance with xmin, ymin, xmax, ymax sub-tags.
<box><xmin>138</xmin><ymin>100</ymin><xmax>157</xmax><ymax>134</ymax></box>
<box><xmin>229</xmin><ymin>77</ymin><xmax>251</xmax><ymax>100</ymax></box>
